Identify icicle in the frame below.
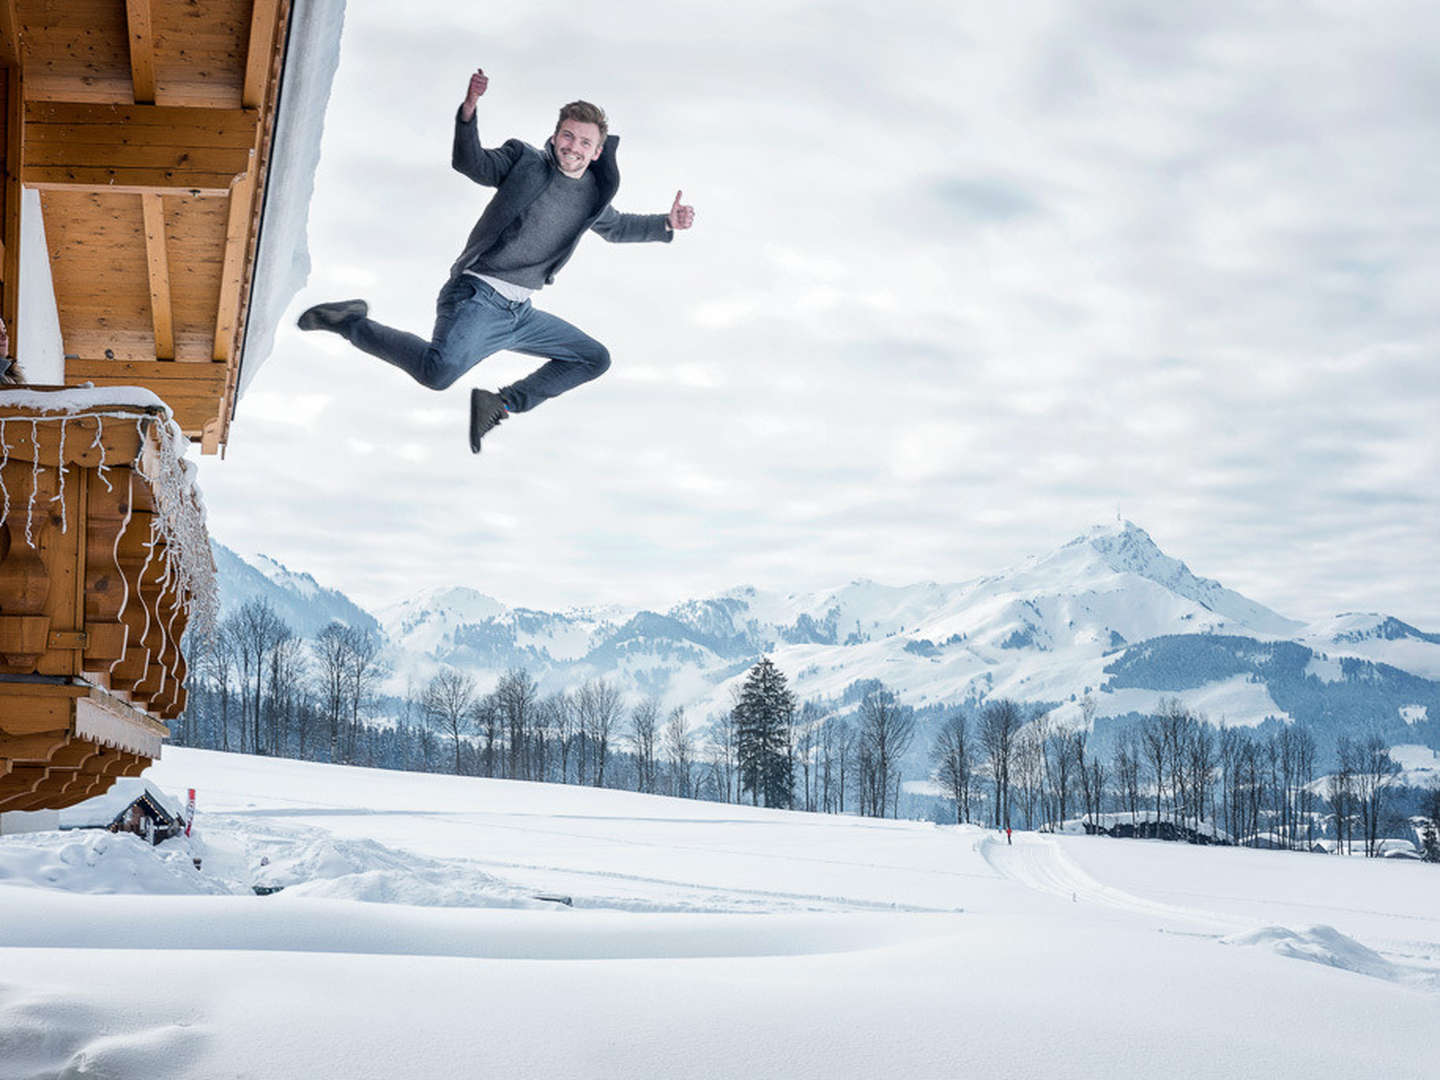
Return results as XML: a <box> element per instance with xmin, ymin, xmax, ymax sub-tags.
<box><xmin>0</xmin><ymin>418</ymin><xmax>9</xmax><ymax>526</ymax></box>
<box><xmin>91</xmin><ymin>415</ymin><xmax>113</xmax><ymax>492</ymax></box>
<box><xmin>50</xmin><ymin>416</ymin><xmax>68</xmax><ymax>534</ymax></box>
<box><xmin>26</xmin><ymin>418</ymin><xmax>39</xmax><ymax>547</ymax></box>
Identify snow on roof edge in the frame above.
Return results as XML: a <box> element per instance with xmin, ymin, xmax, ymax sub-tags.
<box><xmin>235</xmin><ymin>0</ymin><xmax>349</xmax><ymax>403</ymax></box>
<box><xmin>0</xmin><ymin>386</ymin><xmax>169</xmax><ymax>413</ymax></box>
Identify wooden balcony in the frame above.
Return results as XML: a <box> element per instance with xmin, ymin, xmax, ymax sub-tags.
<box><xmin>0</xmin><ymin>386</ymin><xmax>214</xmax><ymax>812</ymax></box>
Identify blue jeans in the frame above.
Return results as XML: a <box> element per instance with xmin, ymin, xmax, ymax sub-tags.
<box><xmin>345</xmin><ymin>276</ymin><xmax>611</xmax><ymax>413</ymax></box>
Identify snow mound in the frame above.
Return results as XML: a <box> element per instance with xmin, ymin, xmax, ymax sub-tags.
<box><xmin>252</xmin><ymin>834</ymin><xmax>547</xmax><ymax>909</ymax></box>
<box><xmin>1221</xmin><ymin>924</ymin><xmax>1398</xmax><ymax>982</ymax></box>
<box><xmin>0</xmin><ymin>982</ymin><xmax>206</xmax><ymax>1080</ymax></box>
<box><xmin>0</xmin><ymin>830</ymin><xmax>224</xmax><ymax>896</ymax></box>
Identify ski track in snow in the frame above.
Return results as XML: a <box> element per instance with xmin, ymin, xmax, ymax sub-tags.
<box><xmin>978</xmin><ymin>832</ymin><xmax>1243</xmax><ymax>931</ymax></box>
<box><xmin>435</xmin><ymin>852</ymin><xmax>962</xmax><ymax>914</ymax></box>
<box><xmin>980</xmin><ymin>833</ymin><xmax>1440</xmax><ymax>992</ymax></box>
<box><xmin>206</xmin><ymin>810</ymin><xmax>972</xmax><ymax>914</ymax></box>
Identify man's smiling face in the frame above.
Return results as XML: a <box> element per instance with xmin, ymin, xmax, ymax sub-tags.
<box><xmin>552</xmin><ymin>120</ymin><xmax>603</xmax><ymax>178</ymax></box>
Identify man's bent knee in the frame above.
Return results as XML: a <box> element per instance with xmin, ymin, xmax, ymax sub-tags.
<box><xmin>585</xmin><ymin>344</ymin><xmax>611</xmax><ymax>379</ymax></box>
<box><xmin>418</xmin><ymin>348</ymin><xmax>463</xmax><ymax>390</ymax></box>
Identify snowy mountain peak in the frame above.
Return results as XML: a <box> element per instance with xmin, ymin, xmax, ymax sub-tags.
<box><xmin>1034</xmin><ymin>521</ymin><xmax>1303</xmax><ymax>638</ymax></box>
<box><xmin>1323</xmin><ymin>613</ymin><xmax>1440</xmax><ymax>646</ymax></box>
<box><xmin>246</xmin><ymin>553</ymin><xmax>324</xmax><ymax>600</ymax></box>
<box><xmin>379</xmin><ymin>587</ymin><xmax>508</xmax><ymax>637</ymax></box>
<box><xmin>1082</xmin><ymin>520</ymin><xmax>1174</xmax><ymax>574</ymax></box>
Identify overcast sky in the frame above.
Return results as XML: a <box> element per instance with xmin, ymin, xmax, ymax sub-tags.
<box><xmin>199</xmin><ymin>0</ymin><xmax>1440</xmax><ymax>628</ymax></box>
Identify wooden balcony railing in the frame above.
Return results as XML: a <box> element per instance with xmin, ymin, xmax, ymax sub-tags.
<box><xmin>0</xmin><ymin>385</ymin><xmax>214</xmax><ymax>812</ymax></box>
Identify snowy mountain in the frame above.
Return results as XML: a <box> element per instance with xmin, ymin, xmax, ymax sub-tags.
<box><xmin>211</xmin><ymin>542</ymin><xmax>380</xmax><ymax>640</ymax></box>
<box><xmin>212</xmin><ymin>523</ymin><xmax>1440</xmax><ymax>754</ymax></box>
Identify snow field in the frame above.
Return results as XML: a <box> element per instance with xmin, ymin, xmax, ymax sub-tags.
<box><xmin>1</xmin><ymin>746</ymin><xmax>1438</xmax><ymax>1079</ymax></box>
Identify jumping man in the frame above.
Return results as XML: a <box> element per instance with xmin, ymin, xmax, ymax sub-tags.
<box><xmin>298</xmin><ymin>67</ymin><xmax>696</xmax><ymax>452</ymax></box>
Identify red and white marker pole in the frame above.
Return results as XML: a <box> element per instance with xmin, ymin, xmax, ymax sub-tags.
<box><xmin>186</xmin><ymin>788</ymin><xmax>196</xmax><ymax>837</ymax></box>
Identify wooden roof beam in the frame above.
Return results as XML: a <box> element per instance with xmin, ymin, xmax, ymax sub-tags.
<box><xmin>212</xmin><ymin>168</ymin><xmax>255</xmax><ymax>365</ymax></box>
<box><xmin>0</xmin><ymin>1</ymin><xmax>19</xmax><ymax>69</ymax></box>
<box><xmin>244</xmin><ymin>0</ymin><xmax>282</xmax><ymax>110</ymax></box>
<box><xmin>21</xmin><ymin>102</ymin><xmax>257</xmax><ymax>196</ymax></box>
<box><xmin>3</xmin><ymin>66</ymin><xmax>20</xmax><ymax>359</ymax></box>
<box><xmin>139</xmin><ymin>193</ymin><xmax>173</xmax><ymax>358</ymax></box>
<box><xmin>124</xmin><ymin>0</ymin><xmax>158</xmax><ymax>104</ymax></box>
<box><xmin>63</xmin><ymin>358</ymin><xmax>228</xmax><ymax>436</ymax></box>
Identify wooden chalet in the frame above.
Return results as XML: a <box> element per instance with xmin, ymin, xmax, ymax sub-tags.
<box><xmin>0</xmin><ymin>1</ymin><xmax>335</xmax><ymax>813</ymax></box>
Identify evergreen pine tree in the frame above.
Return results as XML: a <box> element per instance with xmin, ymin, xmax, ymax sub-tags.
<box><xmin>733</xmin><ymin>657</ymin><xmax>797</xmax><ymax>808</ymax></box>
<box><xmin>1421</xmin><ymin>819</ymin><xmax>1440</xmax><ymax>863</ymax></box>
<box><xmin>1423</xmin><ymin>789</ymin><xmax>1440</xmax><ymax>863</ymax></box>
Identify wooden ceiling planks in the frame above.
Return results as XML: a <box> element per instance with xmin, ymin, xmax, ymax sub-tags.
<box><xmin>11</xmin><ymin>0</ymin><xmax>294</xmax><ymax>448</ymax></box>
<box><xmin>20</xmin><ymin>0</ymin><xmax>253</xmax><ymax>109</ymax></box>
<box><xmin>42</xmin><ymin>188</ymin><xmax>227</xmax><ymax>365</ymax></box>
<box><xmin>163</xmin><ymin>192</ymin><xmax>227</xmax><ymax>361</ymax></box>
<box><xmin>17</xmin><ymin>0</ymin><xmax>134</xmax><ymax>105</ymax></box>
<box><xmin>42</xmin><ymin>190</ymin><xmax>150</xmax><ymax>355</ymax></box>
<box><xmin>149</xmin><ymin>0</ymin><xmax>249</xmax><ymax>109</ymax></box>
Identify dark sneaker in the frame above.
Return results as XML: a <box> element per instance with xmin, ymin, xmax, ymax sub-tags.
<box><xmin>470</xmin><ymin>388</ymin><xmax>508</xmax><ymax>453</ymax></box>
<box><xmin>297</xmin><ymin>299</ymin><xmax>368</xmax><ymax>332</ymax></box>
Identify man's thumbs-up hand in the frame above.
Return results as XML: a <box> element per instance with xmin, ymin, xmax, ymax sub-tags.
<box><xmin>668</xmin><ymin>190</ymin><xmax>696</xmax><ymax>231</ymax></box>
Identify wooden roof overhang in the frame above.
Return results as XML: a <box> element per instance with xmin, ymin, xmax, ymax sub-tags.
<box><xmin>1</xmin><ymin>0</ymin><xmax>294</xmax><ymax>454</ymax></box>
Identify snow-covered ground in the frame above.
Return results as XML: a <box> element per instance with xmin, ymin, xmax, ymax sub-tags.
<box><xmin>2</xmin><ymin>749</ymin><xmax>1437</xmax><ymax>1079</ymax></box>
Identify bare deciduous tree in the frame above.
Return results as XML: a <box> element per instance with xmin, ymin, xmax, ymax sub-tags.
<box><xmin>577</xmin><ymin>679</ymin><xmax>622</xmax><ymax>787</ymax></box>
<box><xmin>932</xmin><ymin>713</ymin><xmax>973</xmax><ymax>824</ymax></box>
<box><xmin>979</xmin><ymin>699</ymin><xmax>1021</xmax><ymax>829</ymax></box>
<box><xmin>629</xmin><ymin>697</ymin><xmax>661</xmax><ymax>793</ymax></box>
<box><xmin>422</xmin><ymin>667</ymin><xmax>477</xmax><ymax>775</ymax></box>
<box><xmin>1354</xmin><ymin>733</ymin><xmax>1400</xmax><ymax>857</ymax></box>
<box><xmin>342</xmin><ymin>629</ymin><xmax>384</xmax><ymax>764</ymax></box>
<box><xmin>858</xmin><ymin>687</ymin><xmax>915</xmax><ymax>818</ymax></box>
<box><xmin>495</xmin><ymin>668</ymin><xmax>539</xmax><ymax>780</ymax></box>
<box><xmin>663</xmin><ymin>706</ymin><xmax>694</xmax><ymax>797</ymax></box>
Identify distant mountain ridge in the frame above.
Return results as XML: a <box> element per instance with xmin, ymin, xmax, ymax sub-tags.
<box><xmin>212</xmin><ymin>542</ymin><xmax>380</xmax><ymax>640</ymax></box>
<box><xmin>212</xmin><ymin>523</ymin><xmax>1440</xmax><ymax>757</ymax></box>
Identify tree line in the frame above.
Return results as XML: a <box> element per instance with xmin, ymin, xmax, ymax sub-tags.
<box><xmin>931</xmin><ymin>694</ymin><xmax>1421</xmax><ymax>856</ymax></box>
<box><xmin>176</xmin><ymin>603</ymin><xmax>1436</xmax><ymax>855</ymax></box>
<box><xmin>176</xmin><ymin>606</ymin><xmax>922</xmax><ymax>816</ymax></box>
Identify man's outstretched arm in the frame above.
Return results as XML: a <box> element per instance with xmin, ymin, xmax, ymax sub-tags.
<box><xmin>591</xmin><ymin>190</ymin><xmax>696</xmax><ymax>243</ymax></box>
<box><xmin>452</xmin><ymin>67</ymin><xmax>521</xmax><ymax>186</ymax></box>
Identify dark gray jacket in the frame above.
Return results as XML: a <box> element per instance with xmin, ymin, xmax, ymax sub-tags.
<box><xmin>448</xmin><ymin>110</ymin><xmax>672</xmax><ymax>284</ymax></box>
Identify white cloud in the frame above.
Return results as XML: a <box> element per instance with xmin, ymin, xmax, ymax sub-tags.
<box><xmin>214</xmin><ymin>0</ymin><xmax>1440</xmax><ymax>627</ymax></box>
<box><xmin>239</xmin><ymin>391</ymin><xmax>332</xmax><ymax>426</ymax></box>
